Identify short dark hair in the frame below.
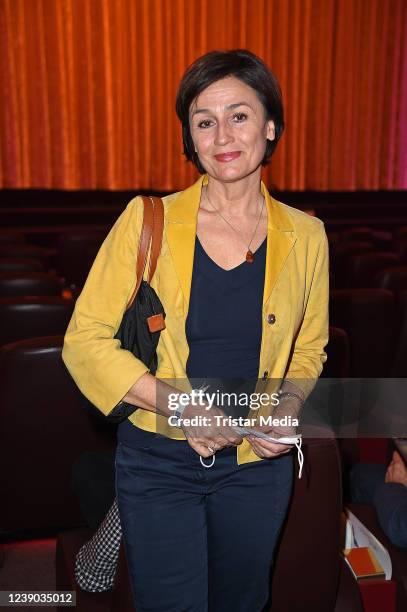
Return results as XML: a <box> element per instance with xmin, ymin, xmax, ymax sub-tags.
<box><xmin>175</xmin><ymin>49</ymin><xmax>284</xmax><ymax>173</ymax></box>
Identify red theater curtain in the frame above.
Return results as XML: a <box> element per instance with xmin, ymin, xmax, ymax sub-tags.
<box><xmin>0</xmin><ymin>0</ymin><xmax>406</xmax><ymax>190</ymax></box>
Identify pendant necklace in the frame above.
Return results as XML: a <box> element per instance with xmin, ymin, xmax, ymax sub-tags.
<box><xmin>205</xmin><ymin>190</ymin><xmax>265</xmax><ymax>263</ymax></box>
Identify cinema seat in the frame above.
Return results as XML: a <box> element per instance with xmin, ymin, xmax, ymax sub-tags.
<box><xmin>334</xmin><ymin>558</ymin><xmax>364</xmax><ymax>612</ymax></box>
<box><xmin>394</xmin><ymin>226</ymin><xmax>407</xmax><ymax>241</ymax></box>
<box><xmin>0</xmin><ymin>336</ymin><xmax>116</xmax><ymax>531</ymax></box>
<box><xmin>342</xmin><ymin>227</ymin><xmax>374</xmax><ymax>242</ymax></box>
<box><xmin>271</xmin><ymin>437</ymin><xmax>343</xmax><ymax>611</ymax></box>
<box><xmin>0</xmin><ymin>244</ymin><xmax>57</xmax><ymax>269</ymax></box>
<box><xmin>377</xmin><ymin>266</ymin><xmax>407</xmax><ymax>294</ymax></box>
<box><xmin>329</xmin><ymin>289</ymin><xmax>395</xmax><ymax>377</ymax></box>
<box><xmin>332</xmin><ymin>241</ymin><xmax>375</xmax><ymax>258</ymax></box>
<box><xmin>0</xmin><ymin>272</ymin><xmax>64</xmax><ymax>297</ymax></box>
<box><xmin>56</xmin><ymin>232</ymin><xmax>105</xmax><ymax>287</ymax></box>
<box><xmin>395</xmin><ymin>238</ymin><xmax>407</xmax><ymax>264</ymax></box>
<box><xmin>0</xmin><ymin>297</ymin><xmax>75</xmax><ymax>345</ymax></box>
<box><xmin>393</xmin><ymin>291</ymin><xmax>407</xmax><ymax>377</ymax></box>
<box><xmin>0</xmin><ymin>232</ymin><xmax>26</xmax><ymax>244</ymax></box>
<box><xmin>0</xmin><ymin>257</ymin><xmax>44</xmax><ymax>272</ymax></box>
<box><xmin>322</xmin><ymin>326</ymin><xmax>351</xmax><ymax>378</ymax></box>
<box><xmin>348</xmin><ymin>252</ymin><xmax>399</xmax><ymax>288</ymax></box>
<box><xmin>348</xmin><ymin>504</ymin><xmax>407</xmax><ymax>612</ymax></box>
<box><xmin>331</xmin><ymin>242</ymin><xmax>375</xmax><ymax>289</ymax></box>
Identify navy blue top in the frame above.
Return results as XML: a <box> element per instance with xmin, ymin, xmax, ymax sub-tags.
<box><xmin>186</xmin><ymin>236</ymin><xmax>266</xmax><ymax>381</ymax></box>
<box><xmin>118</xmin><ymin>235</ymin><xmax>266</xmax><ymax>443</ymax></box>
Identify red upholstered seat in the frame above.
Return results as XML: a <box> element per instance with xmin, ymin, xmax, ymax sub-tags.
<box><xmin>394</xmin><ymin>226</ymin><xmax>407</xmax><ymax>241</ymax></box>
<box><xmin>56</xmin><ymin>232</ymin><xmax>106</xmax><ymax>287</ymax></box>
<box><xmin>331</xmin><ymin>242</ymin><xmax>375</xmax><ymax>289</ymax></box>
<box><xmin>0</xmin><ymin>257</ymin><xmax>44</xmax><ymax>272</ymax></box>
<box><xmin>396</xmin><ymin>239</ymin><xmax>407</xmax><ymax>264</ymax></box>
<box><xmin>393</xmin><ymin>290</ymin><xmax>407</xmax><ymax>377</ymax></box>
<box><xmin>329</xmin><ymin>289</ymin><xmax>396</xmax><ymax>377</ymax></box>
<box><xmin>0</xmin><ymin>272</ymin><xmax>64</xmax><ymax>297</ymax></box>
<box><xmin>0</xmin><ymin>244</ymin><xmax>57</xmax><ymax>269</ymax></box>
<box><xmin>348</xmin><ymin>252</ymin><xmax>399</xmax><ymax>288</ymax></box>
<box><xmin>348</xmin><ymin>503</ymin><xmax>407</xmax><ymax>612</ymax></box>
<box><xmin>378</xmin><ymin>266</ymin><xmax>407</xmax><ymax>294</ymax></box>
<box><xmin>0</xmin><ymin>296</ymin><xmax>75</xmax><ymax>345</ymax></box>
<box><xmin>342</xmin><ymin>227</ymin><xmax>374</xmax><ymax>242</ymax></box>
<box><xmin>0</xmin><ymin>232</ymin><xmax>26</xmax><ymax>244</ymax></box>
<box><xmin>0</xmin><ymin>336</ymin><xmax>116</xmax><ymax>531</ymax></box>
<box><xmin>271</xmin><ymin>437</ymin><xmax>343</xmax><ymax>611</ymax></box>
<box><xmin>322</xmin><ymin>326</ymin><xmax>351</xmax><ymax>378</ymax></box>
<box><xmin>335</xmin><ymin>558</ymin><xmax>365</xmax><ymax>612</ymax></box>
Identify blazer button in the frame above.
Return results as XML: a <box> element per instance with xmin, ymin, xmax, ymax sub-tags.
<box><xmin>262</xmin><ymin>371</ymin><xmax>269</xmax><ymax>380</ymax></box>
<box><xmin>267</xmin><ymin>313</ymin><xmax>276</xmax><ymax>324</ymax></box>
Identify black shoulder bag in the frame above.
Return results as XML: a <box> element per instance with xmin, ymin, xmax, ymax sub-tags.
<box><xmin>84</xmin><ymin>196</ymin><xmax>166</xmax><ymax>423</ymax></box>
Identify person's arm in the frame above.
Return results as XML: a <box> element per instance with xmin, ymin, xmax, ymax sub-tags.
<box><xmin>247</xmin><ymin>222</ymin><xmax>329</xmax><ymax>458</ymax></box>
<box><xmin>385</xmin><ymin>452</ymin><xmax>407</xmax><ymax>486</ymax></box>
<box><xmin>62</xmin><ymin>197</ymin><xmax>151</xmax><ymax>415</ymax></box>
<box><xmin>62</xmin><ymin>201</ymin><xmax>241</xmax><ymax>453</ymax></box>
<box><xmin>122</xmin><ymin>374</ymin><xmax>243</xmax><ymax>456</ymax></box>
<box><xmin>374</xmin><ymin>453</ymin><xmax>407</xmax><ymax>547</ymax></box>
<box><xmin>63</xmin><ymin>199</ymin><xmax>187</xmax><ymax>420</ymax></box>
<box><xmin>284</xmin><ymin>221</ymin><xmax>329</xmax><ymax>396</ymax></box>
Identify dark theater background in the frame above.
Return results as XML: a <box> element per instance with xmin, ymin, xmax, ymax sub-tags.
<box><xmin>0</xmin><ymin>1</ymin><xmax>406</xmax><ymax>611</ymax></box>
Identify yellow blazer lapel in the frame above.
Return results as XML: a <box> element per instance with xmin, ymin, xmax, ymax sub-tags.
<box><xmin>166</xmin><ymin>175</ymin><xmax>205</xmax><ymax>313</ymax></box>
<box><xmin>165</xmin><ymin>175</ymin><xmax>297</xmax><ymax>312</ymax></box>
<box><xmin>261</xmin><ymin>182</ymin><xmax>297</xmax><ymax>306</ymax></box>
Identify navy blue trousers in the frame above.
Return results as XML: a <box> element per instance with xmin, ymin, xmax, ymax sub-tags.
<box><xmin>116</xmin><ymin>431</ymin><xmax>293</xmax><ymax>612</ymax></box>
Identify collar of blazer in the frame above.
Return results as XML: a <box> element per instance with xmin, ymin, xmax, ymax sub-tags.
<box><xmin>165</xmin><ymin>174</ymin><xmax>297</xmax><ymax>312</ymax></box>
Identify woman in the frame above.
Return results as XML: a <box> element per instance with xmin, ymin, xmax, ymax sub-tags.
<box><xmin>63</xmin><ymin>49</ymin><xmax>329</xmax><ymax>611</ymax></box>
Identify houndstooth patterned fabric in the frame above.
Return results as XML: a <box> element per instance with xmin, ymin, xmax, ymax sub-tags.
<box><xmin>75</xmin><ymin>499</ymin><xmax>123</xmax><ymax>592</ymax></box>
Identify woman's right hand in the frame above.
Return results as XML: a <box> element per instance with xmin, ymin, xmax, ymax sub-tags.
<box><xmin>179</xmin><ymin>402</ymin><xmax>243</xmax><ymax>458</ymax></box>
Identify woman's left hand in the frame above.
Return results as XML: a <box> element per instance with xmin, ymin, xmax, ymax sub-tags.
<box><xmin>245</xmin><ymin>435</ymin><xmax>293</xmax><ymax>459</ymax></box>
<box><xmin>245</xmin><ymin>393</ymin><xmax>300</xmax><ymax>459</ymax></box>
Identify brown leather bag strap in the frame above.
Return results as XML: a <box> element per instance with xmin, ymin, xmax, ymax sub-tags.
<box><xmin>147</xmin><ymin>196</ymin><xmax>164</xmax><ymax>282</ymax></box>
<box><xmin>126</xmin><ymin>195</ymin><xmax>163</xmax><ymax>310</ymax></box>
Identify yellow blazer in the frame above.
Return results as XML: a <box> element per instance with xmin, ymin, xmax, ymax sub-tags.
<box><xmin>62</xmin><ymin>175</ymin><xmax>329</xmax><ymax>465</ymax></box>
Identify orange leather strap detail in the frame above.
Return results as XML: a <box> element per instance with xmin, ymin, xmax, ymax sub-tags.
<box><xmin>147</xmin><ymin>196</ymin><xmax>164</xmax><ymax>283</ymax></box>
<box><xmin>126</xmin><ymin>195</ymin><xmax>164</xmax><ymax>311</ymax></box>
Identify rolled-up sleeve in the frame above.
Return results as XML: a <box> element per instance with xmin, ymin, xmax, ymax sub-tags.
<box><xmin>284</xmin><ymin>222</ymin><xmax>329</xmax><ymax>398</ymax></box>
<box><xmin>62</xmin><ymin>197</ymin><xmax>149</xmax><ymax>415</ymax></box>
